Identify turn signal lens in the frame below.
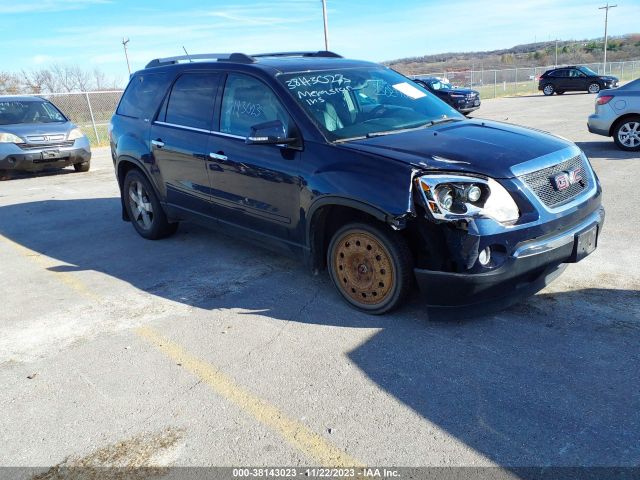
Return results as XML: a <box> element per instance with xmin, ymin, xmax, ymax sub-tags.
<box><xmin>596</xmin><ymin>95</ymin><xmax>614</xmax><ymax>105</ymax></box>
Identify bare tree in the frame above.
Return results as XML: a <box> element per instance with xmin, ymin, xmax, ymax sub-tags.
<box><xmin>0</xmin><ymin>71</ymin><xmax>22</xmax><ymax>94</ymax></box>
<box><xmin>69</xmin><ymin>65</ymin><xmax>92</xmax><ymax>92</ymax></box>
<box><xmin>93</xmin><ymin>68</ymin><xmax>107</xmax><ymax>90</ymax></box>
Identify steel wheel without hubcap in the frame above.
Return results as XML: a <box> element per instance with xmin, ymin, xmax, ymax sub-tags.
<box><xmin>588</xmin><ymin>83</ymin><xmax>600</xmax><ymax>94</ymax></box>
<box><xmin>128</xmin><ymin>180</ymin><xmax>154</xmax><ymax>231</ymax></box>
<box><xmin>333</xmin><ymin>231</ymin><xmax>394</xmax><ymax>305</ymax></box>
<box><xmin>615</xmin><ymin>119</ymin><xmax>640</xmax><ymax>151</ymax></box>
<box><xmin>327</xmin><ymin>223</ymin><xmax>412</xmax><ymax>314</ymax></box>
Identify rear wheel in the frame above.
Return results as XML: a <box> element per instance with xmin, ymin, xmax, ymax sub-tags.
<box><xmin>588</xmin><ymin>82</ymin><xmax>601</xmax><ymax>94</ymax></box>
<box><xmin>123</xmin><ymin>169</ymin><xmax>178</xmax><ymax>239</ymax></box>
<box><xmin>327</xmin><ymin>222</ymin><xmax>413</xmax><ymax>314</ymax></box>
<box><xmin>613</xmin><ymin>116</ymin><xmax>640</xmax><ymax>151</ymax></box>
<box><xmin>73</xmin><ymin>160</ymin><xmax>90</xmax><ymax>172</ymax></box>
<box><xmin>542</xmin><ymin>84</ymin><xmax>555</xmax><ymax>96</ymax></box>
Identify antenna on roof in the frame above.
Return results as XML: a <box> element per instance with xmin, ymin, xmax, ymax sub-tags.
<box><xmin>182</xmin><ymin>46</ymin><xmax>193</xmax><ymax>62</ymax></box>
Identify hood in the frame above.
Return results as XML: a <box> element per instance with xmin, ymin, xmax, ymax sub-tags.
<box><xmin>442</xmin><ymin>87</ymin><xmax>479</xmax><ymax>96</ymax></box>
<box><xmin>0</xmin><ymin>121</ymin><xmax>74</xmax><ymax>140</ymax></box>
<box><xmin>340</xmin><ymin>119</ymin><xmax>572</xmax><ymax>179</ymax></box>
<box><xmin>600</xmin><ymin>76</ymin><xmax>619</xmax><ymax>82</ymax></box>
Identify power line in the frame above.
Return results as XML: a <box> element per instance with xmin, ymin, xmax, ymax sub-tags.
<box><xmin>598</xmin><ymin>3</ymin><xmax>617</xmax><ymax>74</ymax></box>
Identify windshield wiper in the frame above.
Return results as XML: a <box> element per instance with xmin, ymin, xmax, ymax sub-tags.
<box><xmin>365</xmin><ymin>118</ymin><xmax>459</xmax><ymax>138</ymax></box>
<box><xmin>425</xmin><ymin>117</ymin><xmax>459</xmax><ymax>127</ymax></box>
<box><xmin>366</xmin><ymin>124</ymin><xmax>430</xmax><ymax>138</ymax></box>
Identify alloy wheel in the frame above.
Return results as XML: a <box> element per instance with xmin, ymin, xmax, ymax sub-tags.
<box><xmin>128</xmin><ymin>180</ymin><xmax>154</xmax><ymax>230</ymax></box>
<box><xmin>588</xmin><ymin>83</ymin><xmax>600</xmax><ymax>94</ymax></box>
<box><xmin>618</xmin><ymin>121</ymin><xmax>640</xmax><ymax>149</ymax></box>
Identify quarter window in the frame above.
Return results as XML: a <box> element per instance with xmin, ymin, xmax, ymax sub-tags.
<box><xmin>117</xmin><ymin>74</ymin><xmax>169</xmax><ymax>119</ymax></box>
<box><xmin>220</xmin><ymin>74</ymin><xmax>289</xmax><ymax>137</ymax></box>
<box><xmin>164</xmin><ymin>74</ymin><xmax>218</xmax><ymax>130</ymax></box>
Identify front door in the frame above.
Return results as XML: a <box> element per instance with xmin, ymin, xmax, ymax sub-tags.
<box><xmin>150</xmin><ymin>72</ymin><xmax>220</xmax><ymax>216</ymax></box>
<box><xmin>206</xmin><ymin>73</ymin><xmax>302</xmax><ymax>242</ymax></box>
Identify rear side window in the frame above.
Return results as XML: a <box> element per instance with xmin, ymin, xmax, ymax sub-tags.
<box><xmin>162</xmin><ymin>73</ymin><xmax>219</xmax><ymax>130</ymax></box>
<box><xmin>117</xmin><ymin>73</ymin><xmax>169</xmax><ymax>119</ymax></box>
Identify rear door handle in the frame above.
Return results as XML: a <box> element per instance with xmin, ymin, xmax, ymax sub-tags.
<box><xmin>151</xmin><ymin>139</ymin><xmax>164</xmax><ymax>148</ymax></box>
<box><xmin>209</xmin><ymin>152</ymin><xmax>228</xmax><ymax>161</ymax></box>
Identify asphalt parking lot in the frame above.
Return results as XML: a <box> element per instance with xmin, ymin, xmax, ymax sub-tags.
<box><xmin>1</xmin><ymin>91</ymin><xmax>639</xmax><ymax>477</ymax></box>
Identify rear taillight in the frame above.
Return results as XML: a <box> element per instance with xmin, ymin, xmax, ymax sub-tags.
<box><xmin>596</xmin><ymin>95</ymin><xmax>614</xmax><ymax>105</ymax></box>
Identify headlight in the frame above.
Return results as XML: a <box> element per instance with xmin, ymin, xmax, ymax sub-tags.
<box><xmin>0</xmin><ymin>132</ymin><xmax>23</xmax><ymax>143</ymax></box>
<box><xmin>67</xmin><ymin>128</ymin><xmax>85</xmax><ymax>141</ymax></box>
<box><xmin>416</xmin><ymin>174</ymin><xmax>520</xmax><ymax>225</ymax></box>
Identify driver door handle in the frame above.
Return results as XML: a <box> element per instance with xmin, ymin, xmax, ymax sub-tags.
<box><xmin>151</xmin><ymin>139</ymin><xmax>164</xmax><ymax>148</ymax></box>
<box><xmin>209</xmin><ymin>152</ymin><xmax>228</xmax><ymax>161</ymax></box>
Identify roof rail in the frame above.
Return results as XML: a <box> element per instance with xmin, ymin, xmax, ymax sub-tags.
<box><xmin>251</xmin><ymin>51</ymin><xmax>343</xmax><ymax>59</ymax></box>
<box><xmin>145</xmin><ymin>52</ymin><xmax>255</xmax><ymax>69</ymax></box>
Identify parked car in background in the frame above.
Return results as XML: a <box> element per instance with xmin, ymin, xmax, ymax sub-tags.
<box><xmin>413</xmin><ymin>76</ymin><xmax>481</xmax><ymax>114</ymax></box>
<box><xmin>588</xmin><ymin>77</ymin><xmax>640</xmax><ymax>151</ymax></box>
<box><xmin>538</xmin><ymin>66</ymin><xmax>618</xmax><ymax>96</ymax></box>
<box><xmin>0</xmin><ymin>96</ymin><xmax>91</xmax><ymax>174</ymax></box>
<box><xmin>110</xmin><ymin>51</ymin><xmax>603</xmax><ymax>314</ymax></box>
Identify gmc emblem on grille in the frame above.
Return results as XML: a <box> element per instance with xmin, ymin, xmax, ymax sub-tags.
<box><xmin>551</xmin><ymin>167</ymin><xmax>583</xmax><ymax>191</ymax></box>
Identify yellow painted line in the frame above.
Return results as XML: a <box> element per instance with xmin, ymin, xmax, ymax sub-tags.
<box><xmin>137</xmin><ymin>325</ymin><xmax>364</xmax><ymax>468</ymax></box>
<box><xmin>0</xmin><ymin>234</ymin><xmax>101</xmax><ymax>302</ymax></box>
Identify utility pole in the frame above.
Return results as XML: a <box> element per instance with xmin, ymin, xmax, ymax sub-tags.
<box><xmin>599</xmin><ymin>3</ymin><xmax>617</xmax><ymax>74</ymax></box>
<box><xmin>122</xmin><ymin>37</ymin><xmax>131</xmax><ymax>76</ymax></box>
<box><xmin>321</xmin><ymin>0</ymin><xmax>329</xmax><ymax>51</ymax></box>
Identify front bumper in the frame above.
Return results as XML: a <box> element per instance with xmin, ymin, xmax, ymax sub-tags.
<box><xmin>456</xmin><ymin>100</ymin><xmax>481</xmax><ymax>114</ymax></box>
<box><xmin>415</xmin><ymin>206</ymin><xmax>605</xmax><ymax>306</ymax></box>
<box><xmin>0</xmin><ymin>138</ymin><xmax>91</xmax><ymax>172</ymax></box>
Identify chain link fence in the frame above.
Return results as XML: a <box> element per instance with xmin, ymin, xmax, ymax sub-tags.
<box><xmin>415</xmin><ymin>60</ymin><xmax>640</xmax><ymax>100</ymax></box>
<box><xmin>10</xmin><ymin>59</ymin><xmax>640</xmax><ymax>148</ymax></box>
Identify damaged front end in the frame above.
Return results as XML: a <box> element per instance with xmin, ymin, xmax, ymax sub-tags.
<box><xmin>407</xmin><ymin>169</ymin><xmax>604</xmax><ymax>306</ymax></box>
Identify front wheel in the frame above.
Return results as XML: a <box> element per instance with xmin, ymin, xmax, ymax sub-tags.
<box><xmin>613</xmin><ymin>117</ymin><xmax>640</xmax><ymax>151</ymax></box>
<box><xmin>327</xmin><ymin>222</ymin><xmax>413</xmax><ymax>314</ymax></box>
<box><xmin>73</xmin><ymin>160</ymin><xmax>90</xmax><ymax>172</ymax></box>
<box><xmin>542</xmin><ymin>84</ymin><xmax>555</xmax><ymax>96</ymax></box>
<box><xmin>588</xmin><ymin>83</ymin><xmax>601</xmax><ymax>94</ymax></box>
<box><xmin>123</xmin><ymin>169</ymin><xmax>178</xmax><ymax>239</ymax></box>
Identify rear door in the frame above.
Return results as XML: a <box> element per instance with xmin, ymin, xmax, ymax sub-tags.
<box><xmin>150</xmin><ymin>72</ymin><xmax>220</xmax><ymax>216</ymax></box>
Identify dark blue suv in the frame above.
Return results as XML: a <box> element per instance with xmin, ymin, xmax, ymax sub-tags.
<box><xmin>109</xmin><ymin>51</ymin><xmax>604</xmax><ymax>314</ymax></box>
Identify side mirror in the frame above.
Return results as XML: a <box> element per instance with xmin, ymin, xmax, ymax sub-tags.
<box><xmin>246</xmin><ymin>120</ymin><xmax>297</xmax><ymax>146</ymax></box>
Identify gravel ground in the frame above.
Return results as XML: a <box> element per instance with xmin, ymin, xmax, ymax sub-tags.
<box><xmin>0</xmin><ymin>91</ymin><xmax>638</xmax><ymax>477</ymax></box>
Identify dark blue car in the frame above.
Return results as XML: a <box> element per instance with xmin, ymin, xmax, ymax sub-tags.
<box><xmin>109</xmin><ymin>51</ymin><xmax>604</xmax><ymax>314</ymax></box>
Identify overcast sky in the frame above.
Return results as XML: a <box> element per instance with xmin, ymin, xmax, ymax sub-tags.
<box><xmin>2</xmin><ymin>0</ymin><xmax>639</xmax><ymax>83</ymax></box>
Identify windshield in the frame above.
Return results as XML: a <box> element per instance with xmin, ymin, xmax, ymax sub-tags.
<box><xmin>0</xmin><ymin>100</ymin><xmax>67</xmax><ymax>125</ymax></box>
<box><xmin>578</xmin><ymin>66</ymin><xmax>599</xmax><ymax>76</ymax></box>
<box><xmin>280</xmin><ymin>67</ymin><xmax>461</xmax><ymax>141</ymax></box>
<box><xmin>429</xmin><ymin>79</ymin><xmax>453</xmax><ymax>90</ymax></box>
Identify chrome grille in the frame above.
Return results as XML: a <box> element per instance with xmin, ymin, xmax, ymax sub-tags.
<box><xmin>25</xmin><ymin>134</ymin><xmax>66</xmax><ymax>143</ymax></box>
<box><xmin>19</xmin><ymin>141</ymin><xmax>75</xmax><ymax>150</ymax></box>
<box><xmin>519</xmin><ymin>154</ymin><xmax>589</xmax><ymax>208</ymax></box>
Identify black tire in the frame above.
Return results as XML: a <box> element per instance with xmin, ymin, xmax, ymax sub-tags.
<box><xmin>612</xmin><ymin>116</ymin><xmax>640</xmax><ymax>151</ymax></box>
<box><xmin>327</xmin><ymin>222</ymin><xmax>413</xmax><ymax>315</ymax></box>
<box><xmin>556</xmin><ymin>90</ymin><xmax>565</xmax><ymax>95</ymax></box>
<box><xmin>73</xmin><ymin>160</ymin><xmax>90</xmax><ymax>172</ymax></box>
<box><xmin>588</xmin><ymin>82</ymin><xmax>601</xmax><ymax>94</ymax></box>
<box><xmin>123</xmin><ymin>169</ymin><xmax>178</xmax><ymax>239</ymax></box>
<box><xmin>542</xmin><ymin>84</ymin><xmax>555</xmax><ymax>96</ymax></box>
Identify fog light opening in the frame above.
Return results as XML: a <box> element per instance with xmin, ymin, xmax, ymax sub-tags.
<box><xmin>478</xmin><ymin>246</ymin><xmax>491</xmax><ymax>266</ymax></box>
